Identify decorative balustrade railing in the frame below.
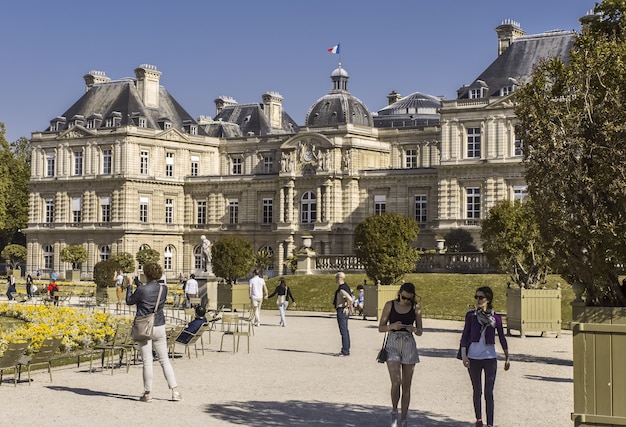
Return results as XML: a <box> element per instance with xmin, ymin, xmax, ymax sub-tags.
<box><xmin>315</xmin><ymin>255</ymin><xmax>364</xmax><ymax>273</ymax></box>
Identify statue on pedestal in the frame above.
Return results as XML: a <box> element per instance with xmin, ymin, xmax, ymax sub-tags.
<box><xmin>200</xmin><ymin>235</ymin><xmax>212</xmax><ymax>274</ymax></box>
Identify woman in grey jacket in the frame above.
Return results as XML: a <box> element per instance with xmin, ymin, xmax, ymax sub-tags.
<box><xmin>126</xmin><ymin>262</ymin><xmax>182</xmax><ymax>403</ymax></box>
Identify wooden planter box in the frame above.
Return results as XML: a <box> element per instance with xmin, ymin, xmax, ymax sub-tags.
<box><xmin>217</xmin><ymin>283</ymin><xmax>249</xmax><ymax>311</ymax></box>
<box><xmin>363</xmin><ymin>285</ymin><xmax>401</xmax><ymax>320</ymax></box>
<box><xmin>506</xmin><ymin>287</ymin><xmax>562</xmax><ymax>337</ymax></box>
<box><xmin>65</xmin><ymin>270</ymin><xmax>81</xmax><ymax>282</ymax></box>
<box><xmin>572</xmin><ymin>307</ymin><xmax>626</xmax><ymax>426</ymax></box>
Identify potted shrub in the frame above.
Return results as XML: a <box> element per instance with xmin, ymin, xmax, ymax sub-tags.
<box><xmin>1</xmin><ymin>244</ymin><xmax>26</xmax><ymax>277</ymax></box>
<box><xmin>354</xmin><ymin>213</ymin><xmax>420</xmax><ymax>319</ymax></box>
<box><xmin>481</xmin><ymin>199</ymin><xmax>561</xmax><ymax>337</ymax></box>
<box><xmin>60</xmin><ymin>245</ymin><xmax>88</xmax><ymax>282</ymax></box>
<box><xmin>93</xmin><ymin>259</ymin><xmax>121</xmax><ymax>304</ymax></box>
<box><xmin>135</xmin><ymin>248</ymin><xmax>160</xmax><ymax>283</ymax></box>
<box><xmin>212</xmin><ymin>237</ymin><xmax>254</xmax><ymax>310</ymax></box>
<box><xmin>515</xmin><ymin>3</ymin><xmax>626</xmax><ymax>423</ymax></box>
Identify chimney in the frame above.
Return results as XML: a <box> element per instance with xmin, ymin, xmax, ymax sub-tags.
<box><xmin>387</xmin><ymin>90</ymin><xmax>402</xmax><ymax>106</ymax></box>
<box><xmin>214</xmin><ymin>96</ymin><xmax>238</xmax><ymax>115</ymax></box>
<box><xmin>134</xmin><ymin>64</ymin><xmax>162</xmax><ymax>108</ymax></box>
<box><xmin>262</xmin><ymin>91</ymin><xmax>284</xmax><ymax>129</ymax></box>
<box><xmin>83</xmin><ymin>70</ymin><xmax>110</xmax><ymax>92</ymax></box>
<box><xmin>495</xmin><ymin>20</ymin><xmax>525</xmax><ymax>56</ymax></box>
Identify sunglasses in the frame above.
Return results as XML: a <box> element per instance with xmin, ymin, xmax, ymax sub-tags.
<box><xmin>474</xmin><ymin>295</ymin><xmax>486</xmax><ymax>300</ymax></box>
<box><xmin>400</xmin><ymin>295</ymin><xmax>414</xmax><ymax>301</ymax></box>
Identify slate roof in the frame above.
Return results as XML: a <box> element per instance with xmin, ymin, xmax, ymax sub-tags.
<box><xmin>209</xmin><ymin>103</ymin><xmax>299</xmax><ymax>137</ymax></box>
<box><xmin>49</xmin><ymin>79</ymin><xmax>205</xmax><ymax>134</ymax></box>
<box><xmin>305</xmin><ymin>66</ymin><xmax>373</xmax><ymax>127</ymax></box>
<box><xmin>374</xmin><ymin>91</ymin><xmax>441</xmax><ymax>128</ymax></box>
<box><xmin>457</xmin><ymin>30</ymin><xmax>576</xmax><ymax>99</ymax></box>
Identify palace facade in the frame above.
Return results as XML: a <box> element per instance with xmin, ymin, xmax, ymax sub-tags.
<box><xmin>25</xmin><ymin>21</ymin><xmax>575</xmax><ymax>280</ymax></box>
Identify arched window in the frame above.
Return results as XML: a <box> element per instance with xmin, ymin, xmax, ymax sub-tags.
<box><xmin>43</xmin><ymin>245</ymin><xmax>54</xmax><ymax>270</ymax></box>
<box><xmin>194</xmin><ymin>245</ymin><xmax>205</xmax><ymax>271</ymax></box>
<box><xmin>300</xmin><ymin>191</ymin><xmax>317</xmax><ymax>223</ymax></box>
<box><xmin>164</xmin><ymin>245</ymin><xmax>174</xmax><ymax>271</ymax></box>
<box><xmin>99</xmin><ymin>245</ymin><xmax>110</xmax><ymax>261</ymax></box>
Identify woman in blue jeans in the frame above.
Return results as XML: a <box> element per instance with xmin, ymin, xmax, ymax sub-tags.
<box><xmin>460</xmin><ymin>286</ymin><xmax>510</xmax><ymax>427</ymax></box>
<box><xmin>267</xmin><ymin>278</ymin><xmax>296</xmax><ymax>326</ymax></box>
<box><xmin>127</xmin><ymin>262</ymin><xmax>182</xmax><ymax>403</ymax></box>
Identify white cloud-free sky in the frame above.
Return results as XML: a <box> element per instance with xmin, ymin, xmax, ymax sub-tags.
<box><xmin>0</xmin><ymin>0</ymin><xmax>592</xmax><ymax>142</ymax></box>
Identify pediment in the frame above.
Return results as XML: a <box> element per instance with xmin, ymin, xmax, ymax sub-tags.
<box><xmin>279</xmin><ymin>133</ymin><xmax>335</xmax><ymax>174</ymax></box>
<box><xmin>280</xmin><ymin>132</ymin><xmax>334</xmax><ymax>151</ymax></box>
<box><xmin>56</xmin><ymin>125</ymin><xmax>95</xmax><ymax>140</ymax></box>
<box><xmin>155</xmin><ymin>128</ymin><xmax>191</xmax><ymax>142</ymax></box>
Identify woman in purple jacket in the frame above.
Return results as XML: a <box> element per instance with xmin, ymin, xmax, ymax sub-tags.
<box><xmin>460</xmin><ymin>286</ymin><xmax>510</xmax><ymax>427</ymax></box>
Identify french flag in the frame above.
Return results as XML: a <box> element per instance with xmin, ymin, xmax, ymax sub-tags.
<box><xmin>327</xmin><ymin>43</ymin><xmax>340</xmax><ymax>54</ymax></box>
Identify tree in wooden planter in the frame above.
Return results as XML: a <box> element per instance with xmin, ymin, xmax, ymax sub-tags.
<box><xmin>515</xmin><ymin>2</ymin><xmax>626</xmax><ymax>423</ymax></box>
<box><xmin>213</xmin><ymin>237</ymin><xmax>254</xmax><ymax>310</ymax></box>
<box><xmin>93</xmin><ymin>259</ymin><xmax>121</xmax><ymax>304</ymax></box>
<box><xmin>1</xmin><ymin>244</ymin><xmax>26</xmax><ymax>275</ymax></box>
<box><xmin>354</xmin><ymin>213</ymin><xmax>420</xmax><ymax>319</ymax></box>
<box><xmin>481</xmin><ymin>199</ymin><xmax>560</xmax><ymax>336</ymax></box>
<box><xmin>60</xmin><ymin>245</ymin><xmax>88</xmax><ymax>281</ymax></box>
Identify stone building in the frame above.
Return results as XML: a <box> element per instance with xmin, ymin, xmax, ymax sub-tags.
<box><xmin>26</xmin><ymin>21</ymin><xmax>575</xmax><ymax>280</ymax></box>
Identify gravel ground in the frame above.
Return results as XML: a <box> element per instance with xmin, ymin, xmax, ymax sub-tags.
<box><xmin>5</xmin><ymin>310</ymin><xmax>572</xmax><ymax>427</ymax></box>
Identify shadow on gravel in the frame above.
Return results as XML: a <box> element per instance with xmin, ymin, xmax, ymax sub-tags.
<box><xmin>204</xmin><ymin>400</ymin><xmax>467</xmax><ymax>426</ymax></box>
<box><xmin>46</xmin><ymin>385</ymin><xmax>137</xmax><ymax>401</ymax></box>
<box><xmin>267</xmin><ymin>347</ymin><xmax>339</xmax><ymax>357</ymax></box>
<box><xmin>524</xmin><ymin>374</ymin><xmax>573</xmax><ymax>383</ymax></box>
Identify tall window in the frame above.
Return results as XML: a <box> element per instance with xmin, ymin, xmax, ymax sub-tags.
<box><xmin>262</xmin><ymin>198</ymin><xmax>273</xmax><ymax>224</ymax></box>
<box><xmin>197</xmin><ymin>200</ymin><xmax>206</xmax><ymax>224</ymax></box>
<box><xmin>140</xmin><ymin>150</ymin><xmax>149</xmax><ymax>174</ymax></box>
<box><xmin>467</xmin><ymin>127</ymin><xmax>481</xmax><ymax>158</ymax></box>
<box><xmin>102</xmin><ymin>149</ymin><xmax>112</xmax><ymax>174</ymax></box>
<box><xmin>45</xmin><ymin>198</ymin><xmax>55</xmax><ymax>223</ymax></box>
<box><xmin>514</xmin><ymin>136</ymin><xmax>523</xmax><ymax>157</ymax></box>
<box><xmin>99</xmin><ymin>245</ymin><xmax>110</xmax><ymax>261</ymax></box>
<box><xmin>263</xmin><ymin>156</ymin><xmax>273</xmax><ymax>173</ymax></box>
<box><xmin>228</xmin><ymin>199</ymin><xmax>239</xmax><ymax>224</ymax></box>
<box><xmin>72</xmin><ymin>197</ymin><xmax>82</xmax><ymax>222</ymax></box>
<box><xmin>43</xmin><ymin>245</ymin><xmax>54</xmax><ymax>269</ymax></box>
<box><xmin>165</xmin><ymin>198</ymin><xmax>173</xmax><ymax>224</ymax></box>
<box><xmin>405</xmin><ymin>149</ymin><xmax>417</xmax><ymax>168</ymax></box>
<box><xmin>139</xmin><ymin>197</ymin><xmax>149</xmax><ymax>223</ymax></box>
<box><xmin>466</xmin><ymin>187</ymin><xmax>481</xmax><ymax>219</ymax></box>
<box><xmin>374</xmin><ymin>195</ymin><xmax>386</xmax><ymax>215</ymax></box>
<box><xmin>190</xmin><ymin>155</ymin><xmax>199</xmax><ymax>176</ymax></box>
<box><xmin>513</xmin><ymin>185</ymin><xmax>528</xmax><ymax>201</ymax></box>
<box><xmin>194</xmin><ymin>246</ymin><xmax>205</xmax><ymax>270</ymax></box>
<box><xmin>100</xmin><ymin>196</ymin><xmax>111</xmax><ymax>222</ymax></box>
<box><xmin>166</xmin><ymin>152</ymin><xmax>174</xmax><ymax>177</ymax></box>
<box><xmin>414</xmin><ymin>195</ymin><xmax>427</xmax><ymax>223</ymax></box>
<box><xmin>300</xmin><ymin>192</ymin><xmax>317</xmax><ymax>223</ymax></box>
<box><xmin>74</xmin><ymin>151</ymin><xmax>83</xmax><ymax>176</ymax></box>
<box><xmin>46</xmin><ymin>153</ymin><xmax>55</xmax><ymax>177</ymax></box>
<box><xmin>164</xmin><ymin>245</ymin><xmax>173</xmax><ymax>270</ymax></box>
<box><xmin>232</xmin><ymin>157</ymin><xmax>242</xmax><ymax>175</ymax></box>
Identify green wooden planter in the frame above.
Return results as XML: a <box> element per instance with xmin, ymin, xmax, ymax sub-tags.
<box><xmin>506</xmin><ymin>287</ymin><xmax>562</xmax><ymax>337</ymax></box>
<box><xmin>363</xmin><ymin>285</ymin><xmax>401</xmax><ymax>320</ymax></box>
<box><xmin>65</xmin><ymin>270</ymin><xmax>81</xmax><ymax>282</ymax></box>
<box><xmin>217</xmin><ymin>283</ymin><xmax>250</xmax><ymax>311</ymax></box>
<box><xmin>572</xmin><ymin>307</ymin><xmax>626</xmax><ymax>427</ymax></box>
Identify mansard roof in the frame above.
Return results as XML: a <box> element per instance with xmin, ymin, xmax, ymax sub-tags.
<box><xmin>457</xmin><ymin>30</ymin><xmax>576</xmax><ymax>99</ymax></box>
<box><xmin>49</xmin><ymin>79</ymin><xmax>206</xmax><ymax>135</ymax></box>
<box><xmin>211</xmin><ymin>103</ymin><xmax>299</xmax><ymax>137</ymax></box>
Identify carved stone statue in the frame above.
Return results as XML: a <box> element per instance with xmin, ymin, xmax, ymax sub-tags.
<box><xmin>200</xmin><ymin>235</ymin><xmax>212</xmax><ymax>273</ymax></box>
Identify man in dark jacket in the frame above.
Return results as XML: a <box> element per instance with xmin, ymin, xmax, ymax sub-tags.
<box><xmin>333</xmin><ymin>271</ymin><xmax>353</xmax><ymax>356</ymax></box>
<box><xmin>176</xmin><ymin>306</ymin><xmax>208</xmax><ymax>344</ymax></box>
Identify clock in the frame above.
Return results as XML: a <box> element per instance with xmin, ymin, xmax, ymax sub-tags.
<box><xmin>303</xmin><ymin>151</ymin><xmax>313</xmax><ymax>162</ymax></box>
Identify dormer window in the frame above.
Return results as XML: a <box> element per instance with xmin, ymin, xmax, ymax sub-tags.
<box><xmin>86</xmin><ymin>113</ymin><xmax>102</xmax><ymax>129</ymax></box>
<box><xmin>69</xmin><ymin>115</ymin><xmax>85</xmax><ymax>128</ymax></box>
<box><xmin>138</xmin><ymin>118</ymin><xmax>147</xmax><ymax>128</ymax></box>
<box><xmin>49</xmin><ymin>117</ymin><xmax>66</xmax><ymax>132</ymax></box>
<box><xmin>158</xmin><ymin>117</ymin><xmax>172</xmax><ymax>130</ymax></box>
<box><xmin>105</xmin><ymin>112</ymin><xmax>122</xmax><ymax>128</ymax></box>
<box><xmin>500</xmin><ymin>86</ymin><xmax>514</xmax><ymax>96</ymax></box>
<box><xmin>182</xmin><ymin>120</ymin><xmax>197</xmax><ymax>135</ymax></box>
<box><xmin>469</xmin><ymin>88</ymin><xmax>485</xmax><ymax>99</ymax></box>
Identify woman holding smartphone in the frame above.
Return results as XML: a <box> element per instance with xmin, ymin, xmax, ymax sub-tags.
<box><xmin>378</xmin><ymin>282</ymin><xmax>423</xmax><ymax>427</ymax></box>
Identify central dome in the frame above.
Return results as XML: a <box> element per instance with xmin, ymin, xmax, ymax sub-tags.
<box><xmin>305</xmin><ymin>65</ymin><xmax>373</xmax><ymax>127</ymax></box>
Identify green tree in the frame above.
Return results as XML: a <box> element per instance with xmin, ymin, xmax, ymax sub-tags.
<box><xmin>444</xmin><ymin>229</ymin><xmax>478</xmax><ymax>253</ymax></box>
<box><xmin>212</xmin><ymin>236</ymin><xmax>254</xmax><ymax>284</ymax></box>
<box><xmin>480</xmin><ymin>200</ymin><xmax>550</xmax><ymax>288</ymax></box>
<box><xmin>136</xmin><ymin>248</ymin><xmax>160</xmax><ymax>267</ymax></box>
<box><xmin>110</xmin><ymin>252</ymin><xmax>135</xmax><ymax>273</ymax></box>
<box><xmin>60</xmin><ymin>245</ymin><xmax>88</xmax><ymax>269</ymax></box>
<box><xmin>1</xmin><ymin>244</ymin><xmax>27</xmax><ymax>269</ymax></box>
<box><xmin>0</xmin><ymin>126</ymin><xmax>29</xmax><ymax>249</ymax></box>
<box><xmin>93</xmin><ymin>259</ymin><xmax>120</xmax><ymax>288</ymax></box>
<box><xmin>354</xmin><ymin>213</ymin><xmax>420</xmax><ymax>285</ymax></box>
<box><xmin>515</xmin><ymin>0</ymin><xmax>626</xmax><ymax>305</ymax></box>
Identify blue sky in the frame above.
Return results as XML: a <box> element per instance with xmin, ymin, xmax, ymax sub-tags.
<box><xmin>1</xmin><ymin>0</ymin><xmax>593</xmax><ymax>143</ymax></box>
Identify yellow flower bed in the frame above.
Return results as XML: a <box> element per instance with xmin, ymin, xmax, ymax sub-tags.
<box><xmin>0</xmin><ymin>303</ymin><xmax>131</xmax><ymax>355</ymax></box>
